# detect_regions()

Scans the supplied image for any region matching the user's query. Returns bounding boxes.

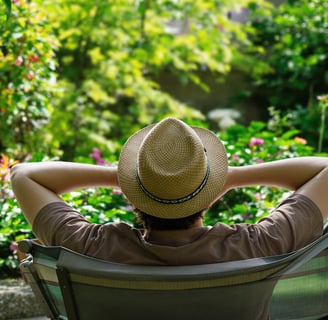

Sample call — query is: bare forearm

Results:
[218,156,328,221]
[11,161,119,194]
[10,161,120,225]
[226,157,328,191]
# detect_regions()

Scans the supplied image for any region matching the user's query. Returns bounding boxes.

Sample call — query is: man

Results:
[10,117,327,265]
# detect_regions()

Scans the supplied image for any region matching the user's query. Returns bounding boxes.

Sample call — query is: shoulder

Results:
[275,193,322,214]
[33,201,84,228]
[255,193,323,252]
[32,201,89,245]
[32,201,138,251]
[207,193,323,257]
[267,193,323,231]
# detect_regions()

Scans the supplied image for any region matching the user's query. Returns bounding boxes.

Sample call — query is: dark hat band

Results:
[135,152,210,205]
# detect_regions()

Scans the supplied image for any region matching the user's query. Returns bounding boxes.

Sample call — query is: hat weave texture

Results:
[118,117,228,219]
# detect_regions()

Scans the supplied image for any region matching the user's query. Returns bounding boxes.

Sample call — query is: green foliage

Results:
[317,94,328,153]
[238,0,328,152]
[1,0,273,161]
[0,0,58,158]
[39,0,268,160]
[0,155,30,278]
[246,0,328,110]
[0,0,11,28]
[288,94,328,153]
[205,107,316,225]
[2,0,327,159]
[61,188,136,226]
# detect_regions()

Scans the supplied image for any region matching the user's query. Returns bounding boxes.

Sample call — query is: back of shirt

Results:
[32,194,323,265]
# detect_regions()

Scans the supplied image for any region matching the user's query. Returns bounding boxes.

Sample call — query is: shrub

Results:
[244,0,328,151]
[0,0,58,158]
[205,107,317,225]
[0,155,26,278]
[35,0,270,160]
[247,0,328,109]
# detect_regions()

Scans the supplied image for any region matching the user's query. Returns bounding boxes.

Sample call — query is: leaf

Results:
[3,0,11,22]
[136,0,148,16]
[281,129,300,140]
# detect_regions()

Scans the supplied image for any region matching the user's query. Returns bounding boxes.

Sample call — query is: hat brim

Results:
[118,123,228,219]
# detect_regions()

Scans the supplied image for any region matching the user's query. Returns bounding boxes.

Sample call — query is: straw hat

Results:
[118,117,228,219]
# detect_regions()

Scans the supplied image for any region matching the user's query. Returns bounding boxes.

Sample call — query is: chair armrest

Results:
[18,239,35,254]
[324,220,328,234]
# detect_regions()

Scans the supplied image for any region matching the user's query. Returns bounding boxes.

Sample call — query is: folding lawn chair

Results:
[18,228,328,320]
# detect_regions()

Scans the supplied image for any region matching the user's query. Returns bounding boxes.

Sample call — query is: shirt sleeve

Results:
[32,201,105,254]
[254,193,324,256]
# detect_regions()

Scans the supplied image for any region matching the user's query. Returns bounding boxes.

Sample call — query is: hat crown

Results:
[137,118,208,200]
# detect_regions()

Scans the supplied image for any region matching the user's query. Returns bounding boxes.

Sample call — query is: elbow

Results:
[10,163,20,182]
[10,163,28,187]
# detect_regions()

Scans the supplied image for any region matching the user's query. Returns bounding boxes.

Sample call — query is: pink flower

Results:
[111,189,123,195]
[92,147,102,154]
[96,158,109,165]
[249,137,264,147]
[10,242,17,252]
[254,192,262,200]
[15,56,23,66]
[27,71,34,80]
[89,148,109,165]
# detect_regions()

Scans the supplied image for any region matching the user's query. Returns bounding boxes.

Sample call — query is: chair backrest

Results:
[19,232,328,320]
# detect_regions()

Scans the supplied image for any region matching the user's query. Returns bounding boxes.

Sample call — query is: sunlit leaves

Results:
[0,0,58,157]
[41,0,265,159]
[0,0,11,30]
[247,0,328,109]
[205,109,315,226]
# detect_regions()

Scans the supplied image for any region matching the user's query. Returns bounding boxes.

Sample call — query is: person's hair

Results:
[134,209,206,231]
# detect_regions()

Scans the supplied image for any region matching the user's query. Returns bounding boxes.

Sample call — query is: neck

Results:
[191,216,204,228]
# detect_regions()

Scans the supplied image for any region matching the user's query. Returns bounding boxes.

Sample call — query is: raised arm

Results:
[217,156,328,221]
[10,161,119,225]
